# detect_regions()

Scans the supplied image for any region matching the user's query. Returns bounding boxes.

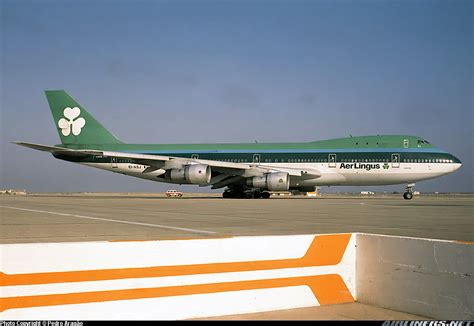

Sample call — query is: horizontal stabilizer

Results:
[12,142,91,157]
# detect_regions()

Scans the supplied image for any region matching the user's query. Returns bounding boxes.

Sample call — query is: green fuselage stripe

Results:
[55,151,460,164]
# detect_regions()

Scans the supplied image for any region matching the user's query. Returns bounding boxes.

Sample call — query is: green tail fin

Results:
[45,90,122,145]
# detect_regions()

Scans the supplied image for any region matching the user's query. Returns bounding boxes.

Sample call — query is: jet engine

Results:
[168,164,211,185]
[247,172,290,191]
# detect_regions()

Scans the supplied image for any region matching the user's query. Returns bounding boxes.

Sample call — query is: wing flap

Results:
[262,166,322,178]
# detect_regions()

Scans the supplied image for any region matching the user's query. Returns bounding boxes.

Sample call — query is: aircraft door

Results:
[329,154,337,168]
[403,139,409,148]
[111,157,118,168]
[253,154,261,165]
[391,154,400,168]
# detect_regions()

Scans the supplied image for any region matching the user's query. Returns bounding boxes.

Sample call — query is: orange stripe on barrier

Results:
[455,240,474,245]
[0,274,353,313]
[0,234,351,286]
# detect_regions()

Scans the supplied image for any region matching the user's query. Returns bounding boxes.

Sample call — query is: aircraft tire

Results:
[403,192,413,200]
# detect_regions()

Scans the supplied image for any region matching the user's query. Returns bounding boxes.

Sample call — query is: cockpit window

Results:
[417,139,430,144]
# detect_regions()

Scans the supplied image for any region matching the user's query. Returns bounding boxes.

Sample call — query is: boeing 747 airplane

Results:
[15,91,462,199]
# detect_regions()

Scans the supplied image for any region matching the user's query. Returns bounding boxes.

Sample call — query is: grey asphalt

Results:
[196,302,431,320]
[1,193,472,243]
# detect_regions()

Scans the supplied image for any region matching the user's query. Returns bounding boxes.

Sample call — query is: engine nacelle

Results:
[169,164,211,185]
[247,172,289,191]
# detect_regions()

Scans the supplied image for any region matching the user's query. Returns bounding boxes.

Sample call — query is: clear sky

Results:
[1,0,472,193]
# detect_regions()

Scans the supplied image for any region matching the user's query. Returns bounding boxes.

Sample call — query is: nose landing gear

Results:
[403,183,415,200]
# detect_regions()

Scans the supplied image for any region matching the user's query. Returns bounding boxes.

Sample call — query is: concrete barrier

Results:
[0,234,355,320]
[1,233,471,320]
[356,234,473,320]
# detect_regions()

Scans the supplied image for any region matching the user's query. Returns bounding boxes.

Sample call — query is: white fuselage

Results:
[80,161,462,187]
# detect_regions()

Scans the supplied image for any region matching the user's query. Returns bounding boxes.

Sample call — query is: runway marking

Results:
[0,206,217,235]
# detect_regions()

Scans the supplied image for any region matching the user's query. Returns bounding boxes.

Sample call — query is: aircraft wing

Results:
[14,142,321,188]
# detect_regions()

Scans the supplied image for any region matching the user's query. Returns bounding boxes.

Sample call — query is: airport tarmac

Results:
[0,193,472,243]
[196,302,430,320]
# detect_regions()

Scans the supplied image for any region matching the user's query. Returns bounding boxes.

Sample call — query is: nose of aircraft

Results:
[450,154,462,172]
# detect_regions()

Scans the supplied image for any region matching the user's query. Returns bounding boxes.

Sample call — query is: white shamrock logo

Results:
[58,107,86,136]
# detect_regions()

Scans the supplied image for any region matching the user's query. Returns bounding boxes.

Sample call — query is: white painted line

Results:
[0,206,217,235]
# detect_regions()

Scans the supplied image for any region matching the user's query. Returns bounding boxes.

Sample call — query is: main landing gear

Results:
[403,183,415,200]
[222,187,271,199]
